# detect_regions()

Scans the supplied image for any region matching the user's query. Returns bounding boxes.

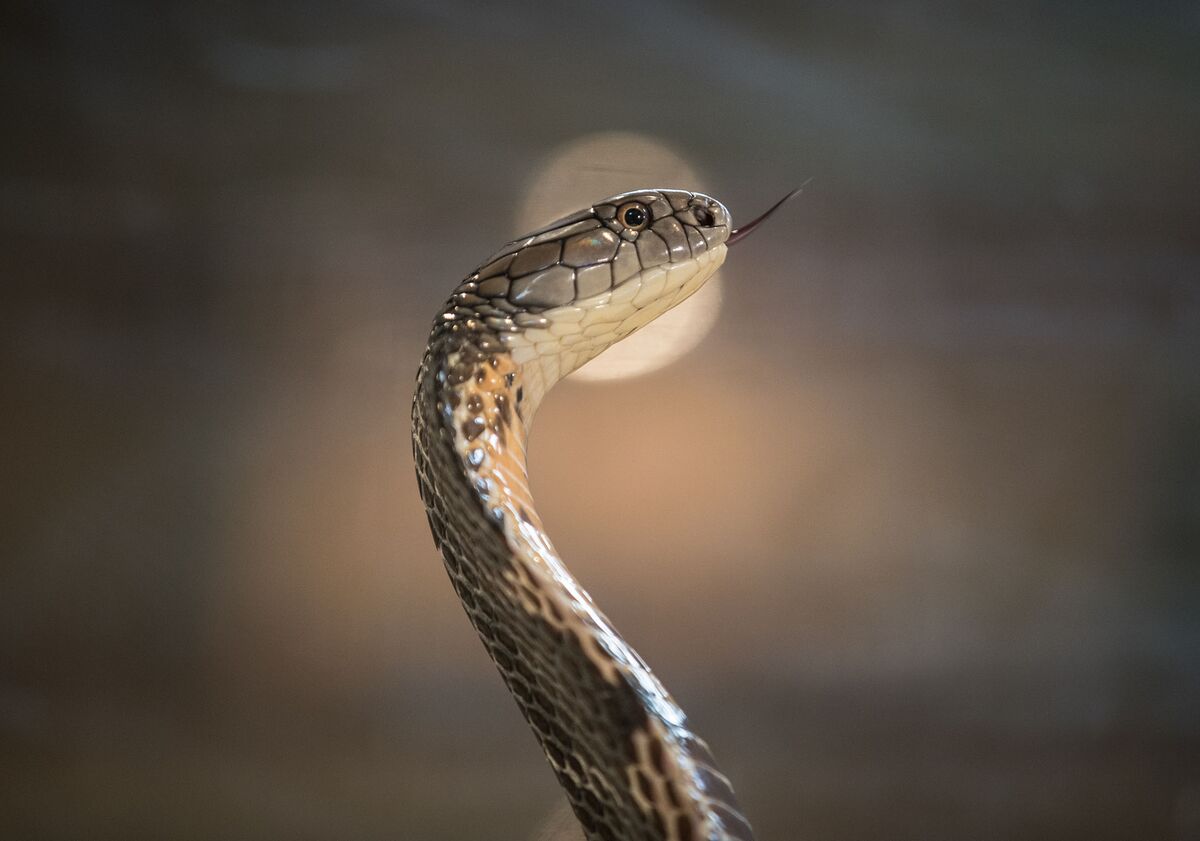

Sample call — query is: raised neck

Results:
[412,311,754,841]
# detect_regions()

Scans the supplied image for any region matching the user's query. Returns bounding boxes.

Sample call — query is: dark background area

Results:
[3,2,1199,839]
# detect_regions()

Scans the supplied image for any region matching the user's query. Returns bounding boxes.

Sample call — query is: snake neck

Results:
[412,315,754,841]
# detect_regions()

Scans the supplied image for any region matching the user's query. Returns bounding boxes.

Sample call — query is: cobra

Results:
[412,187,796,841]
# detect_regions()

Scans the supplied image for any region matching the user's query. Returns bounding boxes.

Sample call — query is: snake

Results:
[412,187,795,841]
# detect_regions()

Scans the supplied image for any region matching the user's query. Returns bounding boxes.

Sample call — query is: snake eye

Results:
[618,202,649,231]
[693,206,715,227]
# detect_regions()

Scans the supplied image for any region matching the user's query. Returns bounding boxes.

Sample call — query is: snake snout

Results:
[684,193,730,233]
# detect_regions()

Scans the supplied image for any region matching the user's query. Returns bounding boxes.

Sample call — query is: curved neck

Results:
[413,317,754,841]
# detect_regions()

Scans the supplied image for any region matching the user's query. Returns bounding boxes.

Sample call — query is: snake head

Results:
[469,188,731,310]
[455,189,731,391]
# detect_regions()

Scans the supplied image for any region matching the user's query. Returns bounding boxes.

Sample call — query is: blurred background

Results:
[3,2,1199,839]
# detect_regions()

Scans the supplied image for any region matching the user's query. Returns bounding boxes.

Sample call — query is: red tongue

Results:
[726,186,804,247]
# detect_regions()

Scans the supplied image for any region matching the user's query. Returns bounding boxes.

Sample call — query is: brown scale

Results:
[413,192,757,841]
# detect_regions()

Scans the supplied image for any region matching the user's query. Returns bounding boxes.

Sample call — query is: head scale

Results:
[472,188,731,308]
[453,189,732,394]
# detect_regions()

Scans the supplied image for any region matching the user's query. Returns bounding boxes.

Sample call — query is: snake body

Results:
[412,189,758,841]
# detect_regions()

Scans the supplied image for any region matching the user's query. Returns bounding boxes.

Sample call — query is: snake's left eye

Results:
[618,202,649,231]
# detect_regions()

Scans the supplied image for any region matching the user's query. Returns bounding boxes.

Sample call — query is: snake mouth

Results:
[726,186,804,247]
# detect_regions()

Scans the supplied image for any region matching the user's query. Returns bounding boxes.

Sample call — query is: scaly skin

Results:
[412,189,754,841]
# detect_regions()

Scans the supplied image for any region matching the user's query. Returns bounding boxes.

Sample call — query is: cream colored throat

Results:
[496,245,727,412]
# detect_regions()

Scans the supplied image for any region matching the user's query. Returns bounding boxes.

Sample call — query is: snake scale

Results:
[412,187,793,841]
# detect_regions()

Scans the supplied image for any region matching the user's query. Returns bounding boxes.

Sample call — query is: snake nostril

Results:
[693,206,715,227]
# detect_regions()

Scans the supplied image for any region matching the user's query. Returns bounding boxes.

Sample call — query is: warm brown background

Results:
[3,2,1199,840]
